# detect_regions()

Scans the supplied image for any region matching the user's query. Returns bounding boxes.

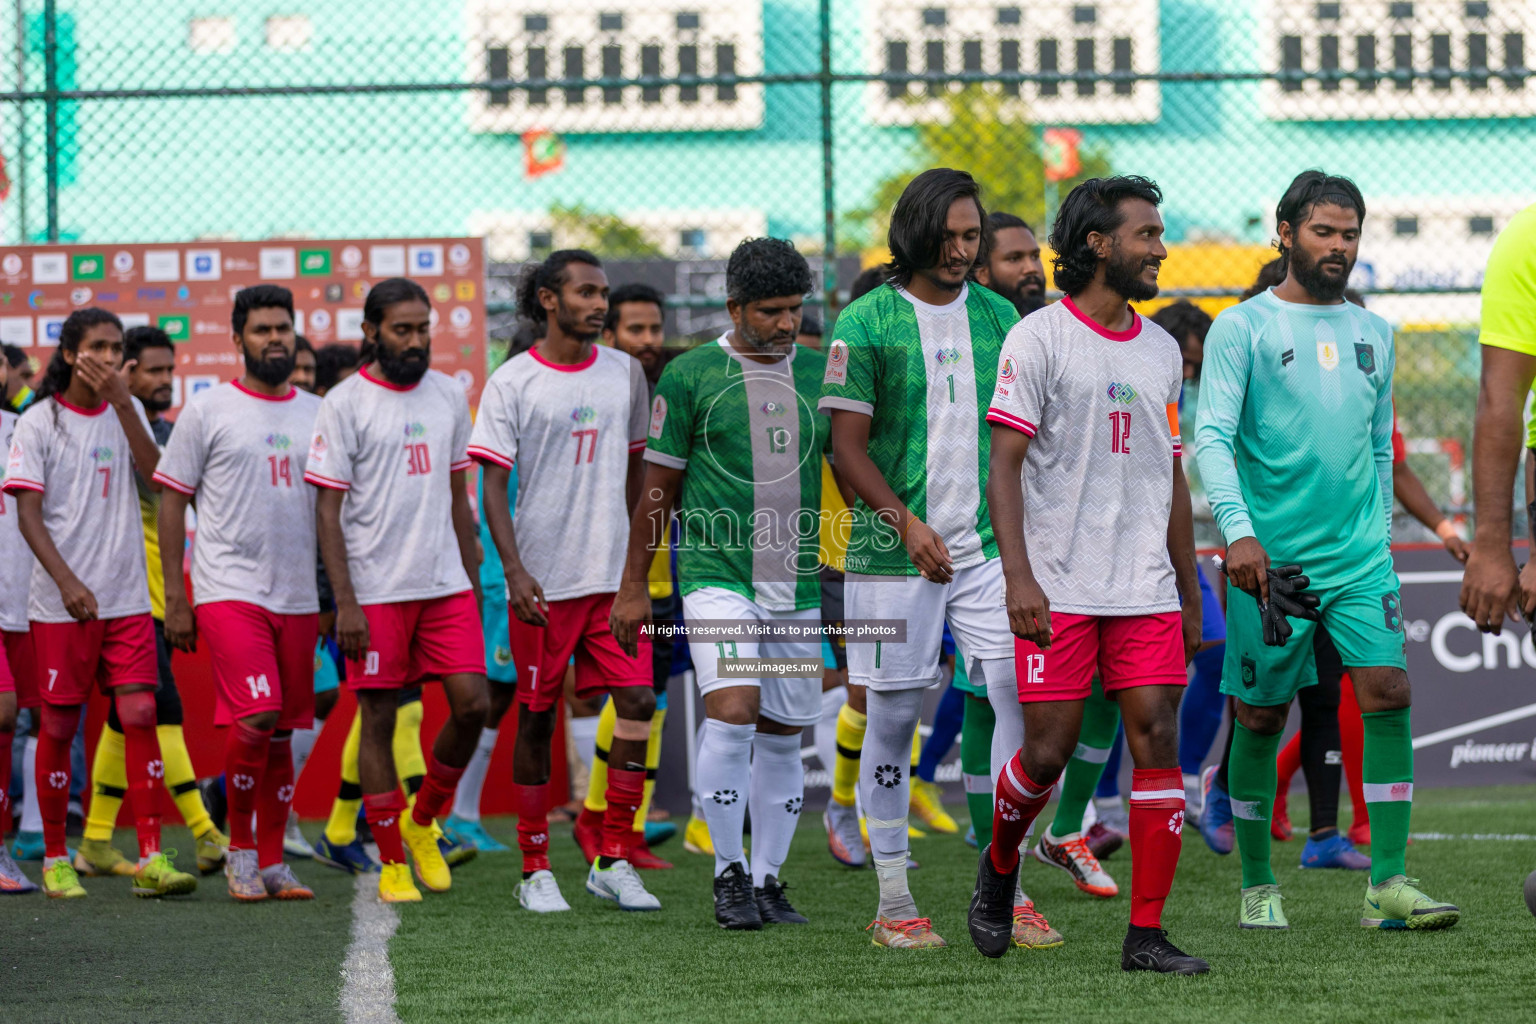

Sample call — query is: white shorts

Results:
[682,587,823,728]
[845,558,1013,692]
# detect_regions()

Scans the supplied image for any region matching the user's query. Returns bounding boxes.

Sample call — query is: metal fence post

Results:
[818,0,836,315]
[42,0,57,242]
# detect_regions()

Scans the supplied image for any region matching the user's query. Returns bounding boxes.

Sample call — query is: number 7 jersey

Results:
[986,297,1183,616]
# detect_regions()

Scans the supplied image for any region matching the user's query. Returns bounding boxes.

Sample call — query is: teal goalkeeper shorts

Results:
[483,592,517,685]
[1220,556,1406,707]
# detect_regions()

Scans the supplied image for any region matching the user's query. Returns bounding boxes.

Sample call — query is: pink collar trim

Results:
[529,344,599,373]
[56,395,108,416]
[233,379,297,402]
[1062,295,1141,342]
[360,365,418,392]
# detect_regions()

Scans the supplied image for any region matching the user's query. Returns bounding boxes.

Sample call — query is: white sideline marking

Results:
[1411,701,1536,749]
[340,872,402,1024]
[1409,832,1536,841]
[1397,570,1465,584]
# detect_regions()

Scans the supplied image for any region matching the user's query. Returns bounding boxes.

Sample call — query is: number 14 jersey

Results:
[986,297,1183,616]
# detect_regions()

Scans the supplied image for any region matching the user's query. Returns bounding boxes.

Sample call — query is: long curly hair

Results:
[35,307,123,403]
[1048,176,1163,296]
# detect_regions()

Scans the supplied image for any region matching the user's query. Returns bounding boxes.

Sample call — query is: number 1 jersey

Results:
[986,297,1183,616]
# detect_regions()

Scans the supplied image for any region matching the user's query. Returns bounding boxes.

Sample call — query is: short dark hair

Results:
[1149,300,1212,351]
[887,168,987,288]
[848,267,886,302]
[232,284,295,335]
[315,343,360,393]
[984,211,1033,251]
[294,334,314,357]
[124,325,174,363]
[516,249,602,326]
[3,343,26,369]
[1048,175,1163,296]
[603,282,665,333]
[726,237,813,307]
[1275,170,1366,267]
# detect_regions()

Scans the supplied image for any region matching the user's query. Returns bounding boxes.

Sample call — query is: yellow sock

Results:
[832,704,866,806]
[911,724,922,765]
[85,725,127,843]
[633,706,666,832]
[324,711,362,846]
[158,724,212,837]
[393,698,427,782]
[584,700,615,814]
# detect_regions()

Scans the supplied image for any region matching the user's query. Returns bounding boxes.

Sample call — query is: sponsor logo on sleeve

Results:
[308,433,328,466]
[824,338,848,386]
[648,395,668,439]
[998,356,1016,385]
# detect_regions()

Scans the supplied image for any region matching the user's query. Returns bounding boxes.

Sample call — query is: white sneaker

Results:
[283,812,313,859]
[1032,828,1118,898]
[586,859,661,911]
[516,869,571,913]
[1183,775,1204,825]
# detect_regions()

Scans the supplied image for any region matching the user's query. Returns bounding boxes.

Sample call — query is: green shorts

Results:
[951,653,986,697]
[1221,560,1406,708]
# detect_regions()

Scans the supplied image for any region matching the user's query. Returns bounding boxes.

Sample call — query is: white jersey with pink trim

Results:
[153,381,322,614]
[4,395,155,623]
[986,297,1183,615]
[0,408,34,631]
[304,367,474,604]
[469,344,648,601]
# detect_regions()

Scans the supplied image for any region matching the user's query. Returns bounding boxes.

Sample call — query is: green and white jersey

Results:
[818,282,1018,576]
[1194,288,1395,589]
[645,337,830,611]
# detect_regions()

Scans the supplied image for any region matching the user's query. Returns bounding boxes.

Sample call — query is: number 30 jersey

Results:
[154,381,322,614]
[305,367,475,604]
[986,297,1183,616]
[468,345,648,601]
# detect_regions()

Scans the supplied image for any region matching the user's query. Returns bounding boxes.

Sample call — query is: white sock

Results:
[981,658,1023,785]
[20,736,42,834]
[814,685,846,776]
[697,718,755,876]
[862,687,925,921]
[749,731,804,888]
[690,719,708,819]
[569,715,599,771]
[451,728,497,821]
[290,724,321,781]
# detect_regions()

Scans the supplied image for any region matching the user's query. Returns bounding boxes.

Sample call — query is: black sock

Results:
[1214,706,1236,791]
[597,856,618,870]
[1299,630,1344,832]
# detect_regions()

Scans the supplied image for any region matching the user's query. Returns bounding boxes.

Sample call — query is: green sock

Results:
[960,694,995,847]
[1361,707,1413,885]
[1049,678,1120,836]
[1228,721,1282,888]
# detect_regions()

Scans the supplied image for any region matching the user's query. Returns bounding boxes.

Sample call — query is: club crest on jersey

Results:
[759,400,789,416]
[403,422,426,438]
[648,395,667,439]
[1317,341,1340,371]
[1106,382,1137,404]
[570,406,597,424]
[264,433,292,450]
[308,434,328,462]
[824,339,848,385]
[89,445,114,462]
[934,347,962,366]
[998,356,1017,385]
[1354,342,1375,375]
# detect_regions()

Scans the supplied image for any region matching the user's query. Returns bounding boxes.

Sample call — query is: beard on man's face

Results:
[1102,244,1160,303]
[377,342,431,386]
[245,347,296,387]
[1289,244,1353,302]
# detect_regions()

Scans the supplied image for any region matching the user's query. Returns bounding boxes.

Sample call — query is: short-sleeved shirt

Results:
[469,345,647,601]
[987,297,1183,615]
[153,381,323,614]
[137,417,172,619]
[0,408,32,631]
[1480,202,1536,360]
[646,336,830,611]
[818,282,1018,576]
[4,395,154,623]
[304,367,474,605]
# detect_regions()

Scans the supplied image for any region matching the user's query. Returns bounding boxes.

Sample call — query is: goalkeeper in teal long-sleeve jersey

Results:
[1194,171,1458,934]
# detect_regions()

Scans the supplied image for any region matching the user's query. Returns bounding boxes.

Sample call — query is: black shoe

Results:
[197,777,227,833]
[755,875,808,924]
[1121,926,1210,975]
[714,862,763,931]
[967,844,1018,958]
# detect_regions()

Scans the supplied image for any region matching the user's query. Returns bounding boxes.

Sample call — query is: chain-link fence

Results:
[1,0,1529,539]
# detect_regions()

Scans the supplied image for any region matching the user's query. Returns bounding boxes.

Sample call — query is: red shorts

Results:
[30,614,158,706]
[346,591,486,690]
[507,592,651,712]
[1,630,38,709]
[197,602,318,729]
[1015,611,1187,702]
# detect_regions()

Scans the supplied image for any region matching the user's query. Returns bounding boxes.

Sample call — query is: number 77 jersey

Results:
[985,297,1184,616]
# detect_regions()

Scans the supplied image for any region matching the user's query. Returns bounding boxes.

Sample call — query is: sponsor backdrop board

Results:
[0,238,488,412]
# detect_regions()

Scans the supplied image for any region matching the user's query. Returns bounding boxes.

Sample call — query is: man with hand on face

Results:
[974,212,1048,316]
[305,277,489,904]
[156,285,323,902]
[1195,171,1458,934]
[473,250,660,914]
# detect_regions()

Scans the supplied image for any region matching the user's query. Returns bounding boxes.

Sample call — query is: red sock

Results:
[990,753,1056,874]
[37,705,79,859]
[1275,731,1301,804]
[257,735,294,869]
[411,753,466,828]
[515,783,550,873]
[600,767,645,861]
[1128,768,1185,929]
[115,690,164,860]
[1338,672,1368,829]
[225,720,271,851]
[363,790,407,865]
[0,729,13,836]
